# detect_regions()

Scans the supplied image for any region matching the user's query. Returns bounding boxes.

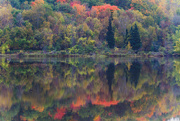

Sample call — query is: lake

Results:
[0,57,180,121]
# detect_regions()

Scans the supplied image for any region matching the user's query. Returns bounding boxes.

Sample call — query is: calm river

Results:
[0,57,180,121]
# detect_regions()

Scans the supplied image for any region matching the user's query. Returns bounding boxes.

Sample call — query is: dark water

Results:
[0,57,180,121]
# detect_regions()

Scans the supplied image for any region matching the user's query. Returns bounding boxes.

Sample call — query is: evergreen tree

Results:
[123,29,129,48]
[106,63,115,100]
[128,24,142,52]
[106,13,115,49]
[129,60,141,88]
[133,24,141,51]
[127,27,133,48]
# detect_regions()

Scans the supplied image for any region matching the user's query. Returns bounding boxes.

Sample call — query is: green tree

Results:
[128,24,142,52]
[9,0,21,9]
[123,29,129,48]
[176,8,180,15]
[174,39,180,53]
[106,13,115,49]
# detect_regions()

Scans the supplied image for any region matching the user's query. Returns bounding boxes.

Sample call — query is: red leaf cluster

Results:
[72,3,86,15]
[92,100,120,107]
[54,107,67,120]
[31,0,44,6]
[31,105,44,112]
[70,96,86,109]
[92,4,120,13]
[31,2,36,6]
[70,1,81,7]
[91,96,120,107]
[57,0,67,3]
[94,115,101,121]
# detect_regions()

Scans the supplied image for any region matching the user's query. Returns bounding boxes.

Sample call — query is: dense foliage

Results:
[0,0,180,54]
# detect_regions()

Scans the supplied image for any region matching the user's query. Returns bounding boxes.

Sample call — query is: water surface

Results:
[0,57,180,121]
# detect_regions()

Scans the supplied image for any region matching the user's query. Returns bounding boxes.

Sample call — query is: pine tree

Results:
[133,24,141,51]
[127,27,133,48]
[128,24,141,52]
[123,29,129,48]
[106,13,115,49]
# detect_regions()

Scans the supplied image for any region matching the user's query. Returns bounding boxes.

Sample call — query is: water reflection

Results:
[129,60,141,88]
[0,57,180,121]
[106,63,115,100]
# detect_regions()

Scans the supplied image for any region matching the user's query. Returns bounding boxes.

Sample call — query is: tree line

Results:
[0,0,180,54]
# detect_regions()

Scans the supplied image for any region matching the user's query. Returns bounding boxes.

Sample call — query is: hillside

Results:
[0,0,180,55]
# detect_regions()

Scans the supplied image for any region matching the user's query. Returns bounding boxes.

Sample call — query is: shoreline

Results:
[0,52,178,58]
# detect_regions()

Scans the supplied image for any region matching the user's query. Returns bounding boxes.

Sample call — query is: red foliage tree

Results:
[31,2,36,6]
[91,4,119,14]
[57,0,67,3]
[31,0,44,6]
[70,1,81,6]
[72,3,86,15]
[90,4,120,17]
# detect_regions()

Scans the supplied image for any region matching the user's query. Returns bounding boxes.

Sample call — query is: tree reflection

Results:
[0,58,179,121]
[106,63,115,100]
[129,60,141,88]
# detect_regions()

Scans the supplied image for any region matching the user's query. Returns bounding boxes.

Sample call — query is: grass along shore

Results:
[0,49,177,58]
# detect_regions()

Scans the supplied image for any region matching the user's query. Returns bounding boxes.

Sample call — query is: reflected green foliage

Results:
[129,60,141,88]
[0,57,179,121]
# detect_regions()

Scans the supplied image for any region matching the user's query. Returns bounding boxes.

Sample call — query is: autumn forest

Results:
[2,0,180,121]
[1,0,180,55]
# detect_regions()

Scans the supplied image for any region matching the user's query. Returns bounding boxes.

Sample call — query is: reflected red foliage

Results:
[31,105,44,112]
[146,106,155,118]
[54,107,66,120]
[92,100,119,107]
[94,115,101,121]
[108,112,112,116]
[70,95,120,109]
[136,117,147,121]
[20,116,27,121]
[70,96,86,109]
[91,96,119,107]
[48,112,52,117]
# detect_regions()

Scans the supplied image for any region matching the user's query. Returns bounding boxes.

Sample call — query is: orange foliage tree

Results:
[70,96,86,109]
[31,105,44,112]
[91,4,120,17]
[149,0,155,4]
[91,96,120,107]
[94,115,101,121]
[31,0,44,6]
[72,3,86,15]
[92,4,119,13]
[57,0,67,3]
